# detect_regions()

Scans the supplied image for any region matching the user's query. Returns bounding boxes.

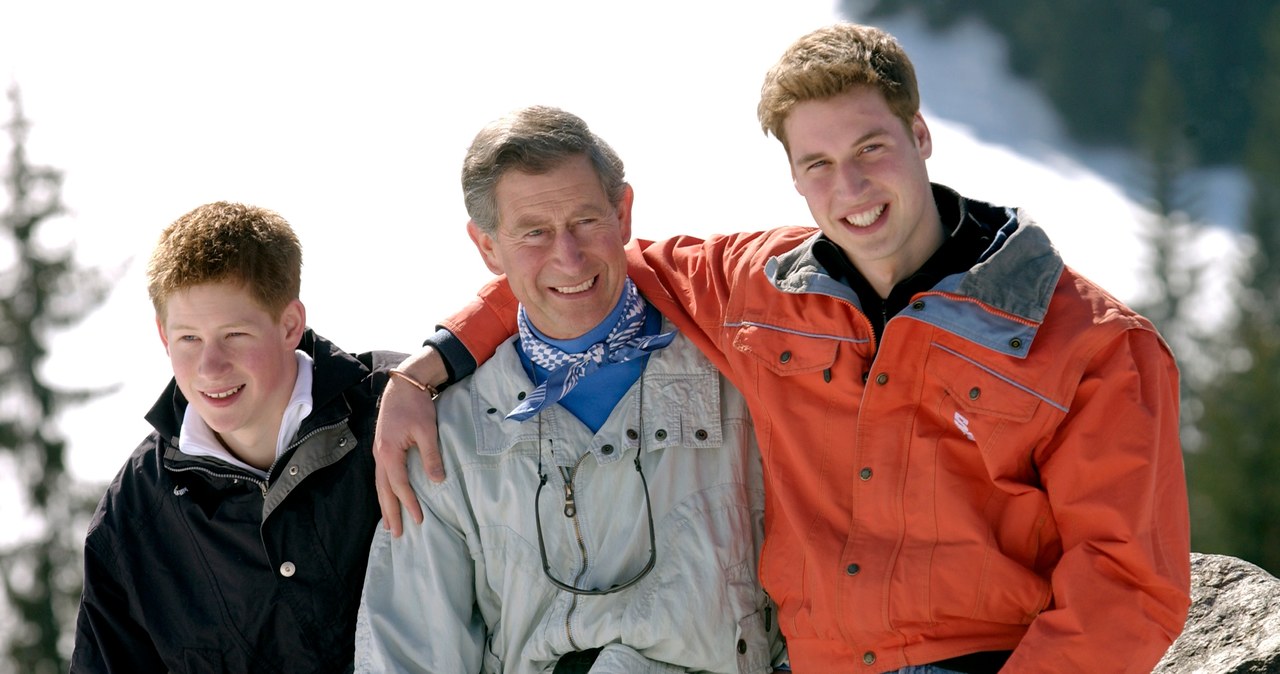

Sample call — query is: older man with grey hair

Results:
[355,106,784,674]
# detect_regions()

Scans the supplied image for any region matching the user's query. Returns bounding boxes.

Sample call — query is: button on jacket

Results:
[71,331,402,673]
[438,186,1192,673]
[356,326,782,673]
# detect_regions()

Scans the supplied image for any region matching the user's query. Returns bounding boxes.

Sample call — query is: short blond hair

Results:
[758,23,920,150]
[147,201,301,319]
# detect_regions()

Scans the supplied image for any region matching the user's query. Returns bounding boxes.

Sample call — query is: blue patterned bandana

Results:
[507,278,675,422]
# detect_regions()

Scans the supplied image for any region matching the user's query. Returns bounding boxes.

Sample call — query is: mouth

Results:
[204,385,244,400]
[843,204,886,228]
[552,276,596,295]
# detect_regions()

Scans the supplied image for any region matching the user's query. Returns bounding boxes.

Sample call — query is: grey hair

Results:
[461,105,627,232]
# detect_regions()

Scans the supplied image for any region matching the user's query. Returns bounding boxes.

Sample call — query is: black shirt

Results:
[812,184,995,347]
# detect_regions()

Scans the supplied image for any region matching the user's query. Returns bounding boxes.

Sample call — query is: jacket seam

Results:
[724,320,870,345]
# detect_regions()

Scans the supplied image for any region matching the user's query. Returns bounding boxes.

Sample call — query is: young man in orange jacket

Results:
[373,23,1191,673]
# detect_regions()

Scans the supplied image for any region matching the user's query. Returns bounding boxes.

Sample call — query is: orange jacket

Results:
[442,192,1191,673]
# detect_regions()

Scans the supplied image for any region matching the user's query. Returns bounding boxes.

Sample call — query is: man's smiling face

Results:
[468,153,633,340]
[158,280,302,458]
[786,85,942,294]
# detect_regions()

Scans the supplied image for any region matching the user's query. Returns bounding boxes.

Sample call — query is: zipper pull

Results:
[559,466,576,517]
[562,480,577,517]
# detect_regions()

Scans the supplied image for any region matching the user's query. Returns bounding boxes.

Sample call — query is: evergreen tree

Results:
[0,86,110,672]
[1189,5,1280,573]
[1128,51,1209,444]
[847,0,1279,168]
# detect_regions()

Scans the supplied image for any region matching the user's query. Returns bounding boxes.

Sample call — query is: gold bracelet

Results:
[389,368,439,398]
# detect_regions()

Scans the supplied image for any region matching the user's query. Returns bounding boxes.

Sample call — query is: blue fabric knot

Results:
[507,278,675,422]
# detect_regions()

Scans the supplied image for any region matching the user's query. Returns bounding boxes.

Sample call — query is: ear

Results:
[912,111,932,160]
[279,299,307,345]
[156,315,170,354]
[615,184,634,244]
[467,220,505,276]
[788,156,804,197]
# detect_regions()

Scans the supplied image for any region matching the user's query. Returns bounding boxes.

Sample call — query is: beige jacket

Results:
[356,325,782,673]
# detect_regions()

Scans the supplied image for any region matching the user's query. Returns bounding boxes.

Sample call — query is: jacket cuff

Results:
[422,328,474,387]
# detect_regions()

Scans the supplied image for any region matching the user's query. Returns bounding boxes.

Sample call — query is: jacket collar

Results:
[767,184,1064,327]
[145,329,366,449]
[462,324,723,463]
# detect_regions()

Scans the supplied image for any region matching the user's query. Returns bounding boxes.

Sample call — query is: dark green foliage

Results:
[1,86,112,672]
[849,0,1276,167]
[1189,5,1280,574]
[1191,314,1280,573]
[1128,50,1211,439]
[1241,9,1280,302]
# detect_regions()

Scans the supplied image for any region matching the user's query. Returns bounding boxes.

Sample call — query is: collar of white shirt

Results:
[176,349,315,480]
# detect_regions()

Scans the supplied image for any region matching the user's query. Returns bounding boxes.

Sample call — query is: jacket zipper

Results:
[169,464,269,498]
[928,290,1044,328]
[284,420,345,457]
[167,420,347,499]
[559,454,590,651]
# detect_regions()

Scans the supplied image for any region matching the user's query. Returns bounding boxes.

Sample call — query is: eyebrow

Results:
[792,128,892,167]
[507,203,612,231]
[166,320,255,332]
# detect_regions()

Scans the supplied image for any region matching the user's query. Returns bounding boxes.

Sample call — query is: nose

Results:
[836,161,869,198]
[198,340,231,377]
[551,227,588,269]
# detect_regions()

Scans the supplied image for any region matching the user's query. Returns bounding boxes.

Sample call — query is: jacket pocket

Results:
[731,322,839,376]
[930,342,1044,424]
[926,340,1058,486]
[735,603,780,674]
[919,536,1053,626]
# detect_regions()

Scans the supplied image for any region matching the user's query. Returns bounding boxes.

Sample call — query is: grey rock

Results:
[1154,553,1280,673]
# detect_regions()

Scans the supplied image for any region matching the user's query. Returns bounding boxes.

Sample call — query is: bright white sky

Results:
[0,0,1239,489]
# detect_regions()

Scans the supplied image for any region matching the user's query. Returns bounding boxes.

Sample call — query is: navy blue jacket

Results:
[71,331,402,673]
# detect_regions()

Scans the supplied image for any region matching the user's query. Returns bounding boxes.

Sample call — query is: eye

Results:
[858,143,883,155]
[178,335,200,343]
[805,159,829,172]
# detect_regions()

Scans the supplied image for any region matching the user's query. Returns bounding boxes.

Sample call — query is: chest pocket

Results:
[930,343,1045,422]
[731,322,840,377]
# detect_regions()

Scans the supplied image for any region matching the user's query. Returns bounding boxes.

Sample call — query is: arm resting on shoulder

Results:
[383,228,810,530]
[373,336,450,535]
[357,451,485,673]
[428,228,815,386]
[625,228,814,371]
[373,280,519,532]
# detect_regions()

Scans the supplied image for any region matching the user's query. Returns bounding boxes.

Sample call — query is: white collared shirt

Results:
[177,350,315,479]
